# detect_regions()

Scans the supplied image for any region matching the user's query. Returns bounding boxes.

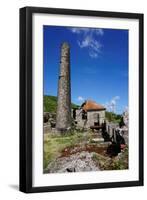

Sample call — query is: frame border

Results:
[19,6,144,193]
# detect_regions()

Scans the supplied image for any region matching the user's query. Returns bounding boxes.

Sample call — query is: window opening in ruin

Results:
[82,110,87,120]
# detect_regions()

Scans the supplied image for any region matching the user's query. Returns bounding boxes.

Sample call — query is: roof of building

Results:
[82,100,106,111]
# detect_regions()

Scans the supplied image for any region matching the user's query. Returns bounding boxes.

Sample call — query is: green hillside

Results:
[44,95,79,113]
[105,111,122,123]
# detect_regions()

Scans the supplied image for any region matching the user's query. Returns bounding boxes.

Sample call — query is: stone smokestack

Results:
[56,42,71,132]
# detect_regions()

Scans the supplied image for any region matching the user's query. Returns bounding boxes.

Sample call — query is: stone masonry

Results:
[56,42,71,132]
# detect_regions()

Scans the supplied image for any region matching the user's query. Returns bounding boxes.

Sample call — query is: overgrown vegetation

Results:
[43,131,93,170]
[44,95,79,113]
[92,146,128,170]
[105,111,122,123]
[44,130,128,172]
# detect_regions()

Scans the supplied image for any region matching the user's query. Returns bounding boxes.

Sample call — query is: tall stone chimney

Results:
[56,42,71,132]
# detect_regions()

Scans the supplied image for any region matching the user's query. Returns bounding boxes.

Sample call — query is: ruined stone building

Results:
[123,109,129,128]
[72,100,106,129]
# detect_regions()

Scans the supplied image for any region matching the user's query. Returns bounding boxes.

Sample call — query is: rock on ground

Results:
[45,151,100,173]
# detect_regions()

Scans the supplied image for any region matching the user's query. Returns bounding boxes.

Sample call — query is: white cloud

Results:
[68,27,103,58]
[77,96,85,102]
[105,96,120,113]
[95,29,104,36]
[124,106,128,112]
[89,51,98,58]
[78,36,91,48]
[113,96,120,100]
[70,27,89,34]
[70,27,103,36]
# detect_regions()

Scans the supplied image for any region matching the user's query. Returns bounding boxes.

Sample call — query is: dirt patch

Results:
[60,144,109,158]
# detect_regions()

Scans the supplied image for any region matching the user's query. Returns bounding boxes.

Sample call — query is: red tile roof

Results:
[82,100,106,111]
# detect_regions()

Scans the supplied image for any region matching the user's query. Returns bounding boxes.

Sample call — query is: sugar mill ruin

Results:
[44,42,128,136]
[43,42,128,173]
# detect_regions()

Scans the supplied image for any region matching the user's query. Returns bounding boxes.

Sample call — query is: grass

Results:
[43,131,93,170]
[43,130,128,171]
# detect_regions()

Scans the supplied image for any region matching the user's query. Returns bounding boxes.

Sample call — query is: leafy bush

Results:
[105,111,121,123]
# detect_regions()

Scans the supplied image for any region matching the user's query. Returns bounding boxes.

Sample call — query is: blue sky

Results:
[43,26,128,114]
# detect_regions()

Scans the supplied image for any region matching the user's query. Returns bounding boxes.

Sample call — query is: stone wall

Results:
[106,123,128,145]
[87,110,105,127]
[74,109,105,129]
[74,109,87,129]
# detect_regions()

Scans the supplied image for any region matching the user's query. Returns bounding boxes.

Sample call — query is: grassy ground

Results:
[43,131,128,171]
[43,131,93,169]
